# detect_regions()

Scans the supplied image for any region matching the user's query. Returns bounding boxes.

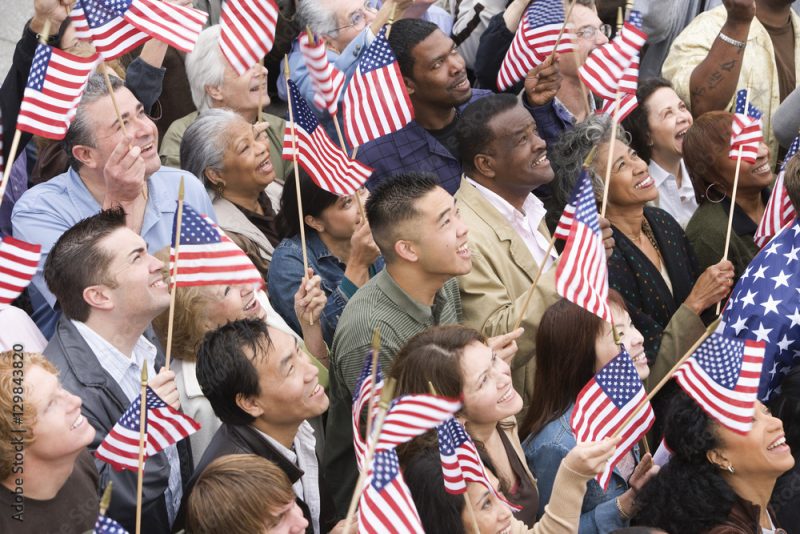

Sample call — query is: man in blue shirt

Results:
[12,74,215,337]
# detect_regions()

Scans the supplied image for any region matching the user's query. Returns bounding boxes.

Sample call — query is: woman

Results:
[623,78,697,228]
[550,114,733,362]
[768,366,800,532]
[683,111,773,282]
[269,170,383,345]
[390,325,618,531]
[633,392,793,533]
[181,108,282,276]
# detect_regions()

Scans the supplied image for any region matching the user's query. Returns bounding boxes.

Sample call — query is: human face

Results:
[314,192,363,240]
[562,5,609,77]
[217,117,275,197]
[265,500,308,534]
[81,87,160,176]
[713,402,794,481]
[715,142,773,197]
[594,303,648,380]
[202,284,266,331]
[484,106,553,190]
[214,61,269,117]
[250,328,329,426]
[404,187,471,277]
[460,341,523,425]
[463,472,513,534]
[645,87,693,161]
[407,30,472,109]
[598,141,657,208]
[323,0,377,53]
[25,365,95,464]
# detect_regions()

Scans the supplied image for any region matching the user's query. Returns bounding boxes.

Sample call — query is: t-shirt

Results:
[429,116,461,160]
[762,17,796,102]
[0,451,99,534]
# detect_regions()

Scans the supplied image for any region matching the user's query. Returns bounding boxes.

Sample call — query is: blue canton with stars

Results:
[734,88,763,119]
[627,10,644,29]
[371,449,401,491]
[117,388,170,433]
[288,79,321,134]
[722,218,800,399]
[594,347,642,409]
[79,0,130,27]
[173,204,221,247]
[27,45,52,91]
[94,514,129,533]
[782,135,799,171]
[358,29,398,75]
[568,168,601,234]
[437,420,457,457]
[527,0,566,28]
[692,333,745,390]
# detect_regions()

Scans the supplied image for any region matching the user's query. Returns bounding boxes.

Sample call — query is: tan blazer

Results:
[455,177,560,411]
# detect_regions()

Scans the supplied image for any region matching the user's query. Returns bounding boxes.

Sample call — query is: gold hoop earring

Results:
[704,182,726,204]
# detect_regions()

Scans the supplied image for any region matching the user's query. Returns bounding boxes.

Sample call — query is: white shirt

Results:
[649,159,698,229]
[467,177,557,271]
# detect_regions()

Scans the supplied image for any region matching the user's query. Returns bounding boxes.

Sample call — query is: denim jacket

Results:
[522,404,638,534]
[268,230,384,345]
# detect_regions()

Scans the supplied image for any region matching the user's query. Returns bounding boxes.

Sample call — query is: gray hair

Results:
[64,73,125,171]
[297,0,338,36]
[185,26,227,111]
[179,108,241,190]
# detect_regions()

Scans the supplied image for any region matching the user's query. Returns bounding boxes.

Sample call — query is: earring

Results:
[704,182,726,204]
[214,181,225,198]
[726,465,735,474]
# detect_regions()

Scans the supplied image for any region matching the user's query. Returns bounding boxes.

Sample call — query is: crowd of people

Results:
[1,0,800,532]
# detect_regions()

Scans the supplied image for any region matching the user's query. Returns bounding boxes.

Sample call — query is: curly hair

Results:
[633,392,737,531]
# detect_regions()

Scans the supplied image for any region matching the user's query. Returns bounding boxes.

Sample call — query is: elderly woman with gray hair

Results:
[181,109,282,277]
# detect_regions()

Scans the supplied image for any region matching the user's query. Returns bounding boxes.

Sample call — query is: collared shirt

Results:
[649,159,697,229]
[72,321,184,524]
[467,177,557,271]
[257,422,321,534]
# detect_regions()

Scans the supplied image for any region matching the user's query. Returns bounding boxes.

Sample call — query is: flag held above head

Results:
[729,89,764,164]
[219,0,279,76]
[0,237,42,308]
[299,32,346,116]
[69,0,150,60]
[106,0,207,53]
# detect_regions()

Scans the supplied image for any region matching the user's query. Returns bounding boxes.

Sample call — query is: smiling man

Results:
[12,74,215,338]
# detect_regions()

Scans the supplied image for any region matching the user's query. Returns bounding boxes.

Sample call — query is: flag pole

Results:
[384,4,398,39]
[135,365,148,534]
[102,68,129,139]
[600,91,622,218]
[616,6,624,34]
[545,0,578,64]
[363,329,381,446]
[164,176,185,371]
[343,378,397,533]
[99,481,113,517]
[257,57,265,123]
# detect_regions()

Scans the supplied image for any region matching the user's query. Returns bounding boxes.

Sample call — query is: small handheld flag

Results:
[219,0,279,76]
[69,0,150,60]
[754,135,799,247]
[0,237,42,307]
[729,89,764,164]
[299,32,345,115]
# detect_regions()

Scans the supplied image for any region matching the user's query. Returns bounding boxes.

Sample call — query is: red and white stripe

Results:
[497,21,575,91]
[729,114,763,164]
[579,22,646,100]
[373,395,462,450]
[358,450,424,534]
[124,0,207,53]
[69,1,150,60]
[219,0,278,75]
[299,33,345,115]
[755,171,796,247]
[0,237,41,307]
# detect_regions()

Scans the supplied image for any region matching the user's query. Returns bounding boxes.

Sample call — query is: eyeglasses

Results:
[329,2,376,34]
[574,24,613,40]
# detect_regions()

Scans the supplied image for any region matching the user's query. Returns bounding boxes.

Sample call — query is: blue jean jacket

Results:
[267,231,384,345]
[522,404,637,534]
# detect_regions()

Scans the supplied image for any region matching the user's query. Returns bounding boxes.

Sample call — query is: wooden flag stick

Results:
[164,177,185,370]
[513,234,557,332]
[257,57,265,123]
[600,91,622,218]
[363,329,381,447]
[102,68,129,139]
[545,0,578,64]
[343,379,397,533]
[384,4,398,39]
[135,365,148,534]
[99,481,113,517]
[616,6,624,34]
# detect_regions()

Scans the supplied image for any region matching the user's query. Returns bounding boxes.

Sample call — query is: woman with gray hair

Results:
[181,109,282,276]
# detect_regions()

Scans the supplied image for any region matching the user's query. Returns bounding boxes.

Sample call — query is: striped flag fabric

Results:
[570,347,655,490]
[555,168,613,323]
[358,448,424,534]
[95,386,200,471]
[219,0,279,76]
[597,55,640,121]
[352,351,384,469]
[110,0,207,53]
[0,237,42,307]
[496,0,576,91]
[69,0,149,60]
[673,333,766,434]
[93,514,129,533]
[754,135,799,247]
[729,88,764,164]
[342,28,414,147]
[373,394,462,451]
[299,32,346,115]
[17,44,100,140]
[169,203,264,287]
[283,79,372,196]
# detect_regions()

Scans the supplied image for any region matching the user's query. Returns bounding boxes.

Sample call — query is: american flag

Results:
[358,448,424,534]
[555,168,613,323]
[94,514,129,533]
[95,386,200,472]
[373,394,462,451]
[219,0,278,76]
[342,28,414,147]
[69,0,149,60]
[353,351,384,469]
[17,44,100,140]
[729,89,764,164]
[107,0,207,53]
[754,135,799,247]
[579,11,647,101]
[169,203,263,287]
[0,237,42,307]
[673,333,765,434]
[283,80,372,196]
[496,0,576,91]
[570,347,655,490]
[299,32,345,115]
[721,220,800,400]
[597,55,640,121]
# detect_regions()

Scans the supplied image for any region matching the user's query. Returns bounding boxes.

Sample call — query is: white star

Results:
[730,316,748,335]
[752,265,769,280]
[771,270,791,289]
[789,308,800,328]
[793,223,800,236]
[769,361,779,378]
[761,295,782,315]
[765,241,782,256]
[740,290,758,307]
[777,334,792,352]
[784,246,800,263]
[752,322,774,342]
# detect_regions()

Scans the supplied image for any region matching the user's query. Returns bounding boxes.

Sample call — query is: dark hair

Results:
[522,290,627,439]
[633,392,737,531]
[769,366,800,457]
[782,151,800,213]
[365,172,440,263]
[622,77,674,163]
[44,207,127,321]
[196,318,274,426]
[611,528,666,534]
[682,111,734,204]
[276,168,339,239]
[387,19,439,79]
[457,93,520,173]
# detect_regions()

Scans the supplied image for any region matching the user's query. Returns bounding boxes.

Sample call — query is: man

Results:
[42,208,190,534]
[357,18,563,194]
[12,74,215,338]
[0,352,98,534]
[662,0,800,161]
[176,318,334,534]
[324,171,521,516]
